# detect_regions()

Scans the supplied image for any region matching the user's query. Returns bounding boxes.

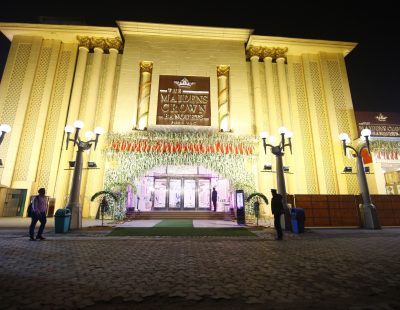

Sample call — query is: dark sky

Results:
[1,2,399,113]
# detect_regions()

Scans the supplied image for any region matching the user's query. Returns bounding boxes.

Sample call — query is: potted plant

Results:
[246,192,269,226]
[90,190,119,226]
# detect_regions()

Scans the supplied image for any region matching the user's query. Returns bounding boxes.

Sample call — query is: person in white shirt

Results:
[29,188,48,241]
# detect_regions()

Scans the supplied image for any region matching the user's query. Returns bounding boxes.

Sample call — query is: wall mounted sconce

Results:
[88,161,97,168]
[69,161,75,168]
[264,164,272,171]
[343,166,353,173]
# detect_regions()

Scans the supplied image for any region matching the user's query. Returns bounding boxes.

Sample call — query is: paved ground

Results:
[0,217,399,309]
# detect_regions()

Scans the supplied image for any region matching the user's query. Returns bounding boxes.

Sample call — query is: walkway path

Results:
[0,217,399,309]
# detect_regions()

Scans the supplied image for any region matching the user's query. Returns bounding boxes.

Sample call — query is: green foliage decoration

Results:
[102,130,261,219]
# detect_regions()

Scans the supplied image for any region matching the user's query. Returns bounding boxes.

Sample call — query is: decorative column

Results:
[276,49,294,194]
[276,50,290,128]
[87,44,120,218]
[217,65,230,132]
[263,50,277,133]
[248,46,263,135]
[54,41,90,211]
[84,41,105,129]
[136,61,153,130]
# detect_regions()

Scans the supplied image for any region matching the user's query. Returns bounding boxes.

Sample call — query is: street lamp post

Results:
[64,120,103,229]
[339,128,380,229]
[260,127,293,231]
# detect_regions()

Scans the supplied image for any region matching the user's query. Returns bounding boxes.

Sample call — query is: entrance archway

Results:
[134,165,231,212]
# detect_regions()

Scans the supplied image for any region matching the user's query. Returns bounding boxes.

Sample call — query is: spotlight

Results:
[88,161,97,168]
[69,161,75,168]
[264,164,272,171]
[343,166,352,173]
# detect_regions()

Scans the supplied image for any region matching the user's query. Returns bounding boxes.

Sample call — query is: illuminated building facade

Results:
[0,21,398,218]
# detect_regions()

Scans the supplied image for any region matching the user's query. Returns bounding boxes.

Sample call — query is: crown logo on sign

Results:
[375,113,388,122]
[174,77,196,88]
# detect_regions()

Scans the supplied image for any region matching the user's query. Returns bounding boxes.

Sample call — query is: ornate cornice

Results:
[217,65,230,77]
[247,45,288,62]
[77,36,123,53]
[140,61,153,73]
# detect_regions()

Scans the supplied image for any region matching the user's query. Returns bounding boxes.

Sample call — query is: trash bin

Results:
[291,208,305,233]
[54,208,71,233]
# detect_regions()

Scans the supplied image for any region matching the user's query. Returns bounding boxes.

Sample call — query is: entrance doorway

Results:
[135,165,231,212]
[153,177,211,211]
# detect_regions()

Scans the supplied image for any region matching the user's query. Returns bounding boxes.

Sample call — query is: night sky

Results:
[1,2,398,113]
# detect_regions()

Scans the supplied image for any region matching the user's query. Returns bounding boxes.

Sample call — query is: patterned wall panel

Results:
[325,59,359,194]
[292,63,318,193]
[309,61,337,193]
[13,47,52,181]
[272,64,282,126]
[37,51,72,189]
[0,44,31,170]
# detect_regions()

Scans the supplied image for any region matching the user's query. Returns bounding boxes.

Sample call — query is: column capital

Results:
[140,61,153,73]
[247,45,263,59]
[217,65,230,77]
[248,45,288,62]
[77,36,123,53]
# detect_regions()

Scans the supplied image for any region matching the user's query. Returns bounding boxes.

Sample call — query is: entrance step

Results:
[125,211,226,220]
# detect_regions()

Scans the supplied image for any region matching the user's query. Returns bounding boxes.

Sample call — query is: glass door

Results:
[183,179,196,209]
[153,179,167,209]
[168,179,182,209]
[198,179,211,210]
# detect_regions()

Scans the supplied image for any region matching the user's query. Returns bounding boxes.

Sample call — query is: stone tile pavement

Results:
[0,217,399,309]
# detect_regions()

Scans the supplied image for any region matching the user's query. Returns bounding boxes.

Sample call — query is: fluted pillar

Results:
[54,45,89,211]
[263,56,278,134]
[84,46,104,128]
[77,44,104,218]
[276,57,291,128]
[86,48,119,218]
[250,52,263,135]
[217,65,230,132]
[276,56,294,195]
[136,61,153,130]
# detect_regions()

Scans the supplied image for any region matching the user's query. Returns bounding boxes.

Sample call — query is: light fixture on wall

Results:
[283,166,289,172]
[0,124,11,145]
[69,161,75,168]
[0,124,11,168]
[88,161,97,168]
[343,166,352,173]
[264,163,272,171]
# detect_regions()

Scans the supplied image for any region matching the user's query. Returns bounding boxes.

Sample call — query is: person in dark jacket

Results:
[29,188,48,241]
[271,189,284,240]
[212,187,218,212]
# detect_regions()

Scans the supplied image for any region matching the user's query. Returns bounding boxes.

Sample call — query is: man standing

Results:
[29,188,48,241]
[271,189,284,240]
[212,187,218,212]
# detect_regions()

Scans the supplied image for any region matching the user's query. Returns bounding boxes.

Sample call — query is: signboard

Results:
[235,190,245,225]
[236,190,245,209]
[355,111,400,138]
[157,75,211,126]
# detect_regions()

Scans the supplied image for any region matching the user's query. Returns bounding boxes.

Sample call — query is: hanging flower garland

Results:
[371,140,400,161]
[103,130,260,193]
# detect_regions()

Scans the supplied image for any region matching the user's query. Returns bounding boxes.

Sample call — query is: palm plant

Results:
[90,190,119,226]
